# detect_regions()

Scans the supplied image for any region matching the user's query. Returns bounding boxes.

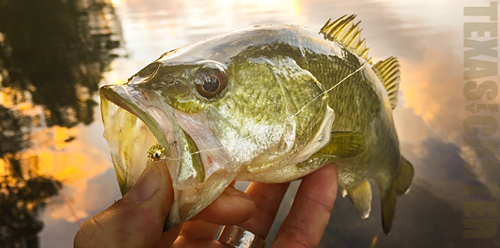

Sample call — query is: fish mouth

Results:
[99,84,238,228]
[100,84,224,227]
[100,85,181,194]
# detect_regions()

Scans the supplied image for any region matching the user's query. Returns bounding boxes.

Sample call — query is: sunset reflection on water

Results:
[0,0,498,247]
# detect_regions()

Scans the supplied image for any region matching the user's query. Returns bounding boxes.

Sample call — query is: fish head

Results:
[99,42,298,228]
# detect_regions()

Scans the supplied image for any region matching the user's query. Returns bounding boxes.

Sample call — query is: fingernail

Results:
[125,164,160,202]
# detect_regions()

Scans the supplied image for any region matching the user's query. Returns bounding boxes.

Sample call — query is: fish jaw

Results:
[100,85,176,193]
[100,84,234,226]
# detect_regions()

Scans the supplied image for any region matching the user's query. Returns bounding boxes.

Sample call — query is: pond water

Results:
[0,0,498,247]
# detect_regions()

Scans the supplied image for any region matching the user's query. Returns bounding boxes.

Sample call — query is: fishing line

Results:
[289,62,366,118]
[167,62,366,158]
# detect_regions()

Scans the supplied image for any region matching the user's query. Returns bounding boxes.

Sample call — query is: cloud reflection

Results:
[396,43,500,197]
[34,128,111,221]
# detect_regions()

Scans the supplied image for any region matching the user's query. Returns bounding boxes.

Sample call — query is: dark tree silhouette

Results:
[0,0,122,127]
[0,165,60,248]
[0,106,30,157]
[0,0,123,247]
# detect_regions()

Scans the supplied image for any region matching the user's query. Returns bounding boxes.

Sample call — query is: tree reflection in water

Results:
[0,153,60,248]
[0,0,123,247]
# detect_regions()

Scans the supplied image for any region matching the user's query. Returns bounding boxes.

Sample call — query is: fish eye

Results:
[195,67,227,99]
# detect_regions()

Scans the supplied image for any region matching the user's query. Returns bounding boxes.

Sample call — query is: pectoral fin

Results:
[318,131,365,159]
[346,180,372,219]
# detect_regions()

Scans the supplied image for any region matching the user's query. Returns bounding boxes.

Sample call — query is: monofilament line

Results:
[168,62,366,158]
[291,62,366,118]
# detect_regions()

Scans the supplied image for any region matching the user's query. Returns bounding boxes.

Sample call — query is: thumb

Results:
[74,161,175,248]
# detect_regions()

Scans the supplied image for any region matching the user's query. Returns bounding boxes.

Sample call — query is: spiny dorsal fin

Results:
[373,57,401,109]
[319,15,371,62]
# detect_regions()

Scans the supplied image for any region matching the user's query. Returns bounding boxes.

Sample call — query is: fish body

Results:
[100,15,414,234]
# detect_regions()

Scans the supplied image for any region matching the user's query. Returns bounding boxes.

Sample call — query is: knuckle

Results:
[74,216,106,247]
[303,192,334,214]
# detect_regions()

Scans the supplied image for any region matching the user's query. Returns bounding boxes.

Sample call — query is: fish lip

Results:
[99,85,172,154]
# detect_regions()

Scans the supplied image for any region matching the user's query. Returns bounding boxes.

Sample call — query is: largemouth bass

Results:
[100,15,414,234]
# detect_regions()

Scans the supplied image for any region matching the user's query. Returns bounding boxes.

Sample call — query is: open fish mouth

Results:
[100,84,230,227]
[100,84,182,195]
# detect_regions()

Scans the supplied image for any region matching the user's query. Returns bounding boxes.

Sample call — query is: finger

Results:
[74,161,175,248]
[172,238,229,248]
[196,185,255,225]
[180,186,255,240]
[179,219,221,240]
[273,164,338,248]
[152,225,182,248]
[238,182,290,239]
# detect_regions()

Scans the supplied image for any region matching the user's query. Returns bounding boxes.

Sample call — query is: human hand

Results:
[235,163,338,248]
[74,162,338,248]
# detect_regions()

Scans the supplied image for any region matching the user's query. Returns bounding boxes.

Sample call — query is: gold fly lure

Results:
[147,143,165,161]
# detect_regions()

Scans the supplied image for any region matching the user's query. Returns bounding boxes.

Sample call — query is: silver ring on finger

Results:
[217,225,266,248]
